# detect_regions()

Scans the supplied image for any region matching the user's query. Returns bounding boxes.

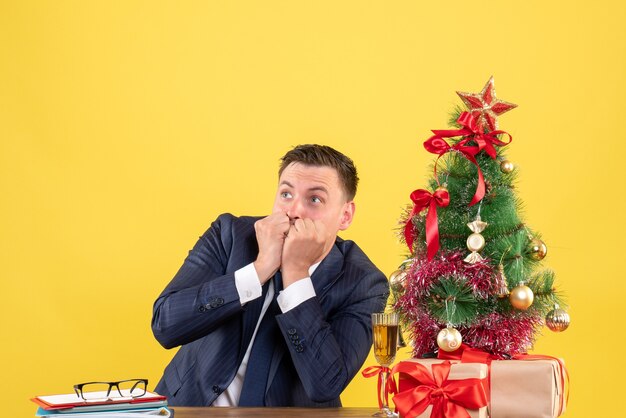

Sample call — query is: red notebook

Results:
[32,391,167,411]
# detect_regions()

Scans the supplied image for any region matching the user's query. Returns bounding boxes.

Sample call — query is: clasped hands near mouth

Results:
[253,211,332,289]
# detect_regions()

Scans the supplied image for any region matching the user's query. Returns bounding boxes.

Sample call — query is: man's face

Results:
[272,162,355,238]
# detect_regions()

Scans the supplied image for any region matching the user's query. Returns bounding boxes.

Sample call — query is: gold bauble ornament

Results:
[510,283,534,310]
[389,269,407,293]
[435,185,449,194]
[545,305,571,332]
[528,238,548,261]
[500,160,515,173]
[437,326,463,352]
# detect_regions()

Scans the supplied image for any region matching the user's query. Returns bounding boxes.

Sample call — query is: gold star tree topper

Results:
[456,76,517,132]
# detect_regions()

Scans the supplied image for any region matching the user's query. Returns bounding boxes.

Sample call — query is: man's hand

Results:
[254,212,290,284]
[281,219,333,287]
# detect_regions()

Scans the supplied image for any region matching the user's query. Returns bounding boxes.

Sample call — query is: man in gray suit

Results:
[152,144,389,407]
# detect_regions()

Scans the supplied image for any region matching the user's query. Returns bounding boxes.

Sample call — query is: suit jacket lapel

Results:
[310,241,343,299]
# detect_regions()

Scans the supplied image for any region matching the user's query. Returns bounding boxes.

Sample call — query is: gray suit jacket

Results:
[152,213,388,406]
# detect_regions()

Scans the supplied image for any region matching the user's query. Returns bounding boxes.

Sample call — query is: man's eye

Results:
[281,192,292,199]
[311,196,322,204]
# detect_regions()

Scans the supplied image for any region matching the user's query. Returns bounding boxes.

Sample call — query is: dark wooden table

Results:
[171,407,379,417]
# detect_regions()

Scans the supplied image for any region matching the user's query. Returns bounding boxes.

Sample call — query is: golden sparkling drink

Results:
[373,324,398,366]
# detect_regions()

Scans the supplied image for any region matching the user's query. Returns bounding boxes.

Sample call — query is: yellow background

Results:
[1,1,624,416]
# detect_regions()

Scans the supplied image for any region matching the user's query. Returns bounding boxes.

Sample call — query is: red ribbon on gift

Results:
[424,112,512,206]
[391,360,488,418]
[362,365,398,410]
[437,343,499,363]
[437,343,498,406]
[404,188,450,260]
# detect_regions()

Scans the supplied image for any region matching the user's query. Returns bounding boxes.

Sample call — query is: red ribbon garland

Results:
[391,360,488,418]
[362,365,397,410]
[424,112,513,206]
[403,188,450,260]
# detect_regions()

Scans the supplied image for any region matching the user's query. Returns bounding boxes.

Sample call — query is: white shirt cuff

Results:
[277,277,316,312]
[234,263,262,305]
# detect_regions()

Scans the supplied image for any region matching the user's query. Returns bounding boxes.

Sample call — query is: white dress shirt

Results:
[212,262,319,406]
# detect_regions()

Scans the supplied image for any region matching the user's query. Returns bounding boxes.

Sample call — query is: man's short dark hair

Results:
[279,144,359,201]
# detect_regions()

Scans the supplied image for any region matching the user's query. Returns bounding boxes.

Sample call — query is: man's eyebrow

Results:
[278,181,328,194]
[308,186,329,194]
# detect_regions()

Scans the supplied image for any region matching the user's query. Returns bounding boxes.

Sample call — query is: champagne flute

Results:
[371,312,399,417]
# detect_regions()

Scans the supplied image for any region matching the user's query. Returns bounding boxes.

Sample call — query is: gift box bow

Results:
[391,360,488,418]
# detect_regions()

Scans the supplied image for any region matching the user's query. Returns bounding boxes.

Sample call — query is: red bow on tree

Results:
[430,112,512,158]
[424,112,512,206]
[392,361,488,418]
[423,136,484,206]
[404,187,450,260]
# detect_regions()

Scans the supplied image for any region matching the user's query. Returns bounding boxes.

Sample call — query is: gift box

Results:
[395,355,567,418]
[490,357,567,418]
[394,359,489,418]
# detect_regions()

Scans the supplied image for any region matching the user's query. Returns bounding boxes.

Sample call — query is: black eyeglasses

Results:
[74,379,148,401]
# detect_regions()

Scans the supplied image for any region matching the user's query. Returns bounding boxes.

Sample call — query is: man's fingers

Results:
[257,212,290,233]
[288,219,323,240]
[304,218,316,231]
[289,218,302,233]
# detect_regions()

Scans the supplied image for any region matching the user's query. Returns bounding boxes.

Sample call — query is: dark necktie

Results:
[238,272,282,406]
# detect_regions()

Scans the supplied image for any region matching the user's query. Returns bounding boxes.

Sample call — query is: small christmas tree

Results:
[392,77,570,358]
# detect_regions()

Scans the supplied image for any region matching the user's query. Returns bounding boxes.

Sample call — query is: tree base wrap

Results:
[394,359,488,418]
[490,358,567,418]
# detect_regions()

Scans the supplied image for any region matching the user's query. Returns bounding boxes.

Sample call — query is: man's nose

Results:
[286,199,304,220]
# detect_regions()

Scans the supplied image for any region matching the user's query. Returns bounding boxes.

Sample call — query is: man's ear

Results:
[338,201,355,231]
